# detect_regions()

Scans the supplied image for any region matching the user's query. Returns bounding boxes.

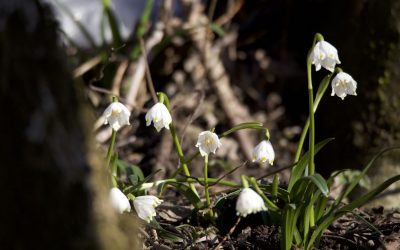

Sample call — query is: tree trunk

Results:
[0,1,139,249]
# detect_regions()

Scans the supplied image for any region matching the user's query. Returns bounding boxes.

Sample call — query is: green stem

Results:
[272,174,279,199]
[310,205,315,227]
[250,177,279,211]
[294,33,324,168]
[170,123,199,197]
[307,61,315,176]
[138,178,240,191]
[157,92,199,197]
[204,156,214,220]
[294,73,332,162]
[106,127,117,168]
[241,175,249,188]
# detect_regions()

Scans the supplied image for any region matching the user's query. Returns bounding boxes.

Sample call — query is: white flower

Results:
[133,195,163,223]
[310,41,341,72]
[196,131,222,157]
[109,187,131,214]
[331,72,357,100]
[103,102,131,131]
[252,140,275,165]
[145,103,172,132]
[236,188,267,217]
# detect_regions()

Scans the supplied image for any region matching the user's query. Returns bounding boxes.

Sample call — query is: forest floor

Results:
[143,203,400,249]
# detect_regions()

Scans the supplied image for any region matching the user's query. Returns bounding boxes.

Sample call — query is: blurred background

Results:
[46,0,400,208]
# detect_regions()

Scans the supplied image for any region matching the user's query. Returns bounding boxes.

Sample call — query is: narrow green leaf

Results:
[168,183,203,209]
[305,213,335,250]
[308,174,329,197]
[347,210,383,235]
[290,174,329,202]
[272,174,279,199]
[210,23,226,37]
[214,189,241,209]
[307,174,400,250]
[219,122,264,138]
[288,138,334,191]
[335,147,400,206]
[338,174,400,213]
[149,220,184,243]
[314,194,328,221]
[282,205,295,250]
[314,74,332,111]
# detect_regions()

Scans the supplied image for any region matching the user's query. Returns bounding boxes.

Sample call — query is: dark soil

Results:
[143,204,400,250]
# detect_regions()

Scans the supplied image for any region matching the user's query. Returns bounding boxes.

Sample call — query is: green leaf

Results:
[305,213,334,250]
[314,74,332,110]
[168,183,203,209]
[219,122,264,138]
[101,0,122,48]
[282,205,295,250]
[210,23,226,37]
[347,210,383,235]
[314,193,328,221]
[307,174,400,250]
[117,160,145,182]
[149,220,184,243]
[128,175,139,186]
[338,174,400,213]
[214,189,241,209]
[335,147,400,206]
[288,138,334,192]
[290,174,329,202]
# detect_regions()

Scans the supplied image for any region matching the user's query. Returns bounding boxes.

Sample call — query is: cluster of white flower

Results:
[109,187,163,223]
[103,100,278,219]
[310,40,357,100]
[103,39,357,220]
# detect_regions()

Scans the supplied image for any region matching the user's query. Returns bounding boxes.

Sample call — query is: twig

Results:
[73,55,103,78]
[214,0,244,26]
[179,89,205,147]
[182,161,246,187]
[125,23,164,109]
[256,162,297,180]
[322,234,366,249]
[111,59,129,96]
[140,38,158,103]
[214,217,241,250]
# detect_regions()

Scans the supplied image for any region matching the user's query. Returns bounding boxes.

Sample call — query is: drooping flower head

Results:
[331,72,357,100]
[133,195,163,223]
[109,187,131,214]
[145,102,172,132]
[236,187,267,217]
[252,140,275,165]
[103,102,131,131]
[310,41,341,72]
[196,131,222,157]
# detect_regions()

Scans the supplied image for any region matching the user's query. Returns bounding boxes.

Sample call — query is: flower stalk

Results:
[157,92,199,197]
[105,96,118,168]
[249,177,279,211]
[203,155,214,221]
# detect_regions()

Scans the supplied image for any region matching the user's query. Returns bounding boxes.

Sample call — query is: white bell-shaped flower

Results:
[133,195,163,223]
[252,140,275,165]
[109,187,131,214]
[331,72,357,100]
[196,131,222,157]
[145,103,172,132]
[236,188,267,217]
[310,41,341,72]
[103,102,131,131]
